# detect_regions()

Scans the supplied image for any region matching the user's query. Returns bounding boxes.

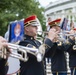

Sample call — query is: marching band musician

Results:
[45,18,68,75]
[18,15,59,75]
[65,29,76,75]
[45,18,76,75]
[0,36,10,75]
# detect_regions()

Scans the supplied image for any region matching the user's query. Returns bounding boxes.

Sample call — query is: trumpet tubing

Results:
[0,43,45,62]
[38,30,76,36]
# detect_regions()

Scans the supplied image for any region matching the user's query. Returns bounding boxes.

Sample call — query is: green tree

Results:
[0,0,46,36]
[0,0,45,36]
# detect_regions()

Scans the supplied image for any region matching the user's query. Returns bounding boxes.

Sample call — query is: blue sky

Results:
[38,0,57,7]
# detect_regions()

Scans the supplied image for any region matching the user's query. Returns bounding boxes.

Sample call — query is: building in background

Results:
[44,0,76,74]
[45,0,76,30]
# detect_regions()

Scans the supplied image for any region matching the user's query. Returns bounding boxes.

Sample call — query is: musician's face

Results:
[25,25,38,37]
[52,26,61,32]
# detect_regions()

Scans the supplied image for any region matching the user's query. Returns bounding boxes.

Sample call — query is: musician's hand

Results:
[0,36,11,53]
[0,36,7,49]
[47,28,59,41]
[69,30,75,34]
[68,30,75,40]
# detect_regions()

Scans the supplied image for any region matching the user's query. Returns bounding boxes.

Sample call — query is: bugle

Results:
[0,43,45,62]
[38,30,70,44]
[38,30,76,49]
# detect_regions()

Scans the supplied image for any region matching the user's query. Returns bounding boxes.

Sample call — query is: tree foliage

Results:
[0,0,46,36]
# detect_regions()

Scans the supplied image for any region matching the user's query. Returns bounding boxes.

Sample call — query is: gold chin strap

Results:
[57,72,58,75]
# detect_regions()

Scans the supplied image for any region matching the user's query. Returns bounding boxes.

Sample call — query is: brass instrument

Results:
[55,31,76,50]
[38,30,76,50]
[38,30,70,46]
[0,43,45,62]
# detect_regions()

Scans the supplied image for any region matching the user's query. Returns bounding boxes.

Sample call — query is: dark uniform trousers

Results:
[18,35,54,75]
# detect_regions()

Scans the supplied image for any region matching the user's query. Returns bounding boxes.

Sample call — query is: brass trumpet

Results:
[38,30,70,45]
[38,30,76,46]
[38,30,76,50]
[0,43,45,62]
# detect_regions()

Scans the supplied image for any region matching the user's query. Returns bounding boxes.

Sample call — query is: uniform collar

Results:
[24,34,35,40]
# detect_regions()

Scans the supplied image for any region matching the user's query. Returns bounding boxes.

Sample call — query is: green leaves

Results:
[0,0,45,36]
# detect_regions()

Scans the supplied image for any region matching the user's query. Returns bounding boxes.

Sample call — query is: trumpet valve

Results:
[23,51,29,62]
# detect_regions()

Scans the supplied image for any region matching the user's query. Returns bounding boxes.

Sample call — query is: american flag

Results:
[60,18,68,30]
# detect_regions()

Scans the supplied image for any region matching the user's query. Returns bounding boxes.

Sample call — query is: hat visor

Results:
[31,24,39,26]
